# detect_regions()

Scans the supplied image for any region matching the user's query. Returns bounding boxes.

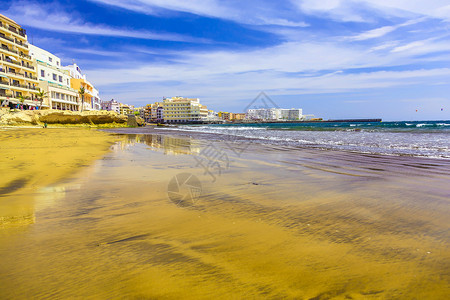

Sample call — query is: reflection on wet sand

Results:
[116,134,201,155]
[0,128,117,229]
[1,131,449,299]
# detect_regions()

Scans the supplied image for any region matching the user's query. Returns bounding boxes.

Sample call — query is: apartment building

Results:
[119,103,133,115]
[152,102,164,123]
[232,113,246,121]
[218,112,233,121]
[246,108,303,121]
[162,96,204,123]
[101,99,120,113]
[200,104,208,121]
[29,44,79,111]
[142,103,161,123]
[0,14,38,109]
[63,63,99,111]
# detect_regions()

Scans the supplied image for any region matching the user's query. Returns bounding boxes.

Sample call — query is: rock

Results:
[0,109,128,126]
[126,115,145,127]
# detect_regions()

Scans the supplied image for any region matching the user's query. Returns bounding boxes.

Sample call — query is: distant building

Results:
[101,99,120,113]
[119,103,133,115]
[206,110,220,122]
[246,108,303,121]
[162,96,204,123]
[232,113,246,121]
[218,112,233,121]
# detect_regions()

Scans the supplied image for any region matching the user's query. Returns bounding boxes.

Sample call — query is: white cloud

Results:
[88,0,309,27]
[3,1,207,43]
[293,0,450,22]
[78,37,450,106]
[347,18,425,42]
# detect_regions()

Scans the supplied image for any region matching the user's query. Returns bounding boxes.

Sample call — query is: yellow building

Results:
[200,104,208,121]
[119,103,133,115]
[232,113,246,120]
[0,14,39,108]
[69,78,94,111]
[218,111,233,121]
[162,96,204,123]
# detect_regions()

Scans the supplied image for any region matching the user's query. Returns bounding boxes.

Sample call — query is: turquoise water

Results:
[208,120,450,132]
[158,121,450,159]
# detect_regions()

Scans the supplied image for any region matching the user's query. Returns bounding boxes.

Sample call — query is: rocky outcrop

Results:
[0,109,137,126]
[126,115,145,127]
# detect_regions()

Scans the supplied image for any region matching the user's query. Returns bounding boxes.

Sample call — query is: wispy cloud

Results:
[3,1,208,43]
[88,0,309,27]
[292,0,450,22]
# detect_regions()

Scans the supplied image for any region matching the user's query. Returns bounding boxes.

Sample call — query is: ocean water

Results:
[160,120,450,159]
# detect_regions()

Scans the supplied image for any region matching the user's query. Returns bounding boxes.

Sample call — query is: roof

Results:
[0,14,21,28]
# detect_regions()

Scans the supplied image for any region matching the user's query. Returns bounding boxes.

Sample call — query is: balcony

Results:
[21,62,34,70]
[0,23,27,38]
[0,92,14,98]
[15,39,28,49]
[3,57,21,67]
[0,45,18,55]
[0,79,9,86]
[1,68,37,81]
[11,82,37,91]
[48,82,77,93]
[19,52,32,60]
[0,34,14,43]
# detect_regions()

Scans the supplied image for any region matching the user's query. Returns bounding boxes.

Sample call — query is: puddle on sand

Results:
[0,133,449,299]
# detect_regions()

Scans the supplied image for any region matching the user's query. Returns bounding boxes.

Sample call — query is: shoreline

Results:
[104,126,450,161]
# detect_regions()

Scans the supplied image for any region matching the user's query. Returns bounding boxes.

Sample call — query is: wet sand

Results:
[0,128,117,227]
[0,129,449,299]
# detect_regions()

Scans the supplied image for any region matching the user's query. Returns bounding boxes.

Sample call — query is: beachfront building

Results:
[206,110,220,122]
[142,104,152,122]
[0,14,39,109]
[153,102,164,123]
[101,99,120,113]
[29,45,79,111]
[218,112,233,121]
[162,96,204,123]
[119,103,133,115]
[200,104,208,121]
[63,63,99,111]
[246,108,303,121]
[232,113,246,121]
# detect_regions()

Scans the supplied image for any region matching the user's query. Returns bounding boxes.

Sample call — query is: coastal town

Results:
[0,13,313,125]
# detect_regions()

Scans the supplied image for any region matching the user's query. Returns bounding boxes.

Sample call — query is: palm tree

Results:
[78,86,85,112]
[35,88,48,109]
[17,95,25,110]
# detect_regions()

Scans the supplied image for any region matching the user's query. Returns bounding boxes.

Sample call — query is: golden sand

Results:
[0,128,117,227]
[0,132,449,299]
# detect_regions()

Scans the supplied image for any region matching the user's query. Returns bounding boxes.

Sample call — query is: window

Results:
[49,57,52,62]
[40,70,44,77]
[56,61,59,66]
[53,73,57,81]
[58,75,62,82]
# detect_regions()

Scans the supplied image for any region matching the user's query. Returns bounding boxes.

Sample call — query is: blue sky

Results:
[2,0,450,120]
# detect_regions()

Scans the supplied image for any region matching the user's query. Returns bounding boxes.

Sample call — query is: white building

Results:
[246,108,303,121]
[29,44,79,111]
[62,63,100,111]
[101,99,120,113]
[162,96,204,123]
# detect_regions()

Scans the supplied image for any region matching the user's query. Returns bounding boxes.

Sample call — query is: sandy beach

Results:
[0,128,449,299]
